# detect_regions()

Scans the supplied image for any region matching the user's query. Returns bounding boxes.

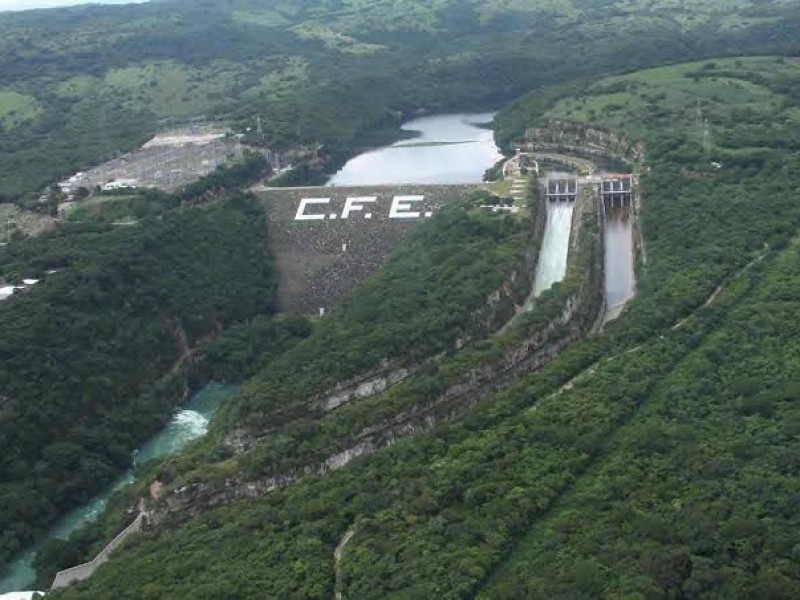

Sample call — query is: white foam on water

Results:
[0,384,235,594]
[136,410,209,464]
[532,202,574,299]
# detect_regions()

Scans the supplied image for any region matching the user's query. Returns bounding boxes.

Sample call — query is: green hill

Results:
[50,55,800,598]
[2,0,800,197]
[2,1,800,597]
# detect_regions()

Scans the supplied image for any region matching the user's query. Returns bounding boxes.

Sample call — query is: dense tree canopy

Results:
[55,54,800,599]
[0,194,277,566]
[3,1,800,597]
[2,0,800,196]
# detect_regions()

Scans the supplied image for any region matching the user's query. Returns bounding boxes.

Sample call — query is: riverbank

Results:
[0,383,238,594]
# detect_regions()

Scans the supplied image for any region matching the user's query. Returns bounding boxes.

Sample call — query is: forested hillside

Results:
[2,0,800,197]
[55,56,800,598]
[26,184,543,589]
[0,194,277,566]
[225,198,530,429]
[3,0,800,597]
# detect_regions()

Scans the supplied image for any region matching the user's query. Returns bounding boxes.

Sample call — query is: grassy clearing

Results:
[485,178,513,197]
[56,75,101,98]
[241,57,309,101]
[55,61,245,118]
[57,62,247,120]
[102,61,246,119]
[317,0,451,32]
[475,0,580,24]
[0,91,40,128]
[0,203,50,238]
[232,10,291,28]
[546,56,800,140]
[612,0,789,29]
[289,23,386,54]
[550,92,648,129]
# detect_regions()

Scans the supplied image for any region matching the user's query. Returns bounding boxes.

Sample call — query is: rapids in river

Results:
[0,383,238,594]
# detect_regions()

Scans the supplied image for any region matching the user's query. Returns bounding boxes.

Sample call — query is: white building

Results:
[101,179,138,192]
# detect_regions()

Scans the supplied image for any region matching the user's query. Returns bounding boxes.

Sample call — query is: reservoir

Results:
[604,205,636,312]
[327,113,502,186]
[0,383,238,594]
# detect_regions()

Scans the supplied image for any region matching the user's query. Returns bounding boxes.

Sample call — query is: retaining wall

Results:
[524,118,646,165]
[51,513,143,590]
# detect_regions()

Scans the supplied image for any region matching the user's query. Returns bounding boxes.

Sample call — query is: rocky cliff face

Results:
[525,119,646,166]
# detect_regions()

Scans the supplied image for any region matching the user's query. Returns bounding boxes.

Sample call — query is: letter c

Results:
[295,198,330,221]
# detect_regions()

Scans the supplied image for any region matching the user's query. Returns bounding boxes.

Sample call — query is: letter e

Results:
[390,195,424,219]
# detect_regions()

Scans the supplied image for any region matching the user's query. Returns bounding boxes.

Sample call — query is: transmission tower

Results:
[695,98,711,151]
[695,97,703,129]
[100,104,111,160]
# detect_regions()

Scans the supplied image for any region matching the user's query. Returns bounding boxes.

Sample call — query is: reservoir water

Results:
[327,113,502,186]
[0,383,238,594]
[1,1,146,12]
[604,206,636,311]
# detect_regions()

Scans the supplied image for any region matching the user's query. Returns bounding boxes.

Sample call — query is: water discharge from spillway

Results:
[531,201,575,300]
[604,205,636,312]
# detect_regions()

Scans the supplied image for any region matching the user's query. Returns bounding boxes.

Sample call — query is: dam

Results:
[255,184,481,314]
[258,114,638,320]
[255,112,502,314]
[256,171,637,318]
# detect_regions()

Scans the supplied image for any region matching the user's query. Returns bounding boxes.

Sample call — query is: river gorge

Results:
[0,384,237,594]
[0,113,639,596]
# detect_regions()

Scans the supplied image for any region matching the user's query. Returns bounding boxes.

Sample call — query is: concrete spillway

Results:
[603,205,635,313]
[532,201,574,299]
